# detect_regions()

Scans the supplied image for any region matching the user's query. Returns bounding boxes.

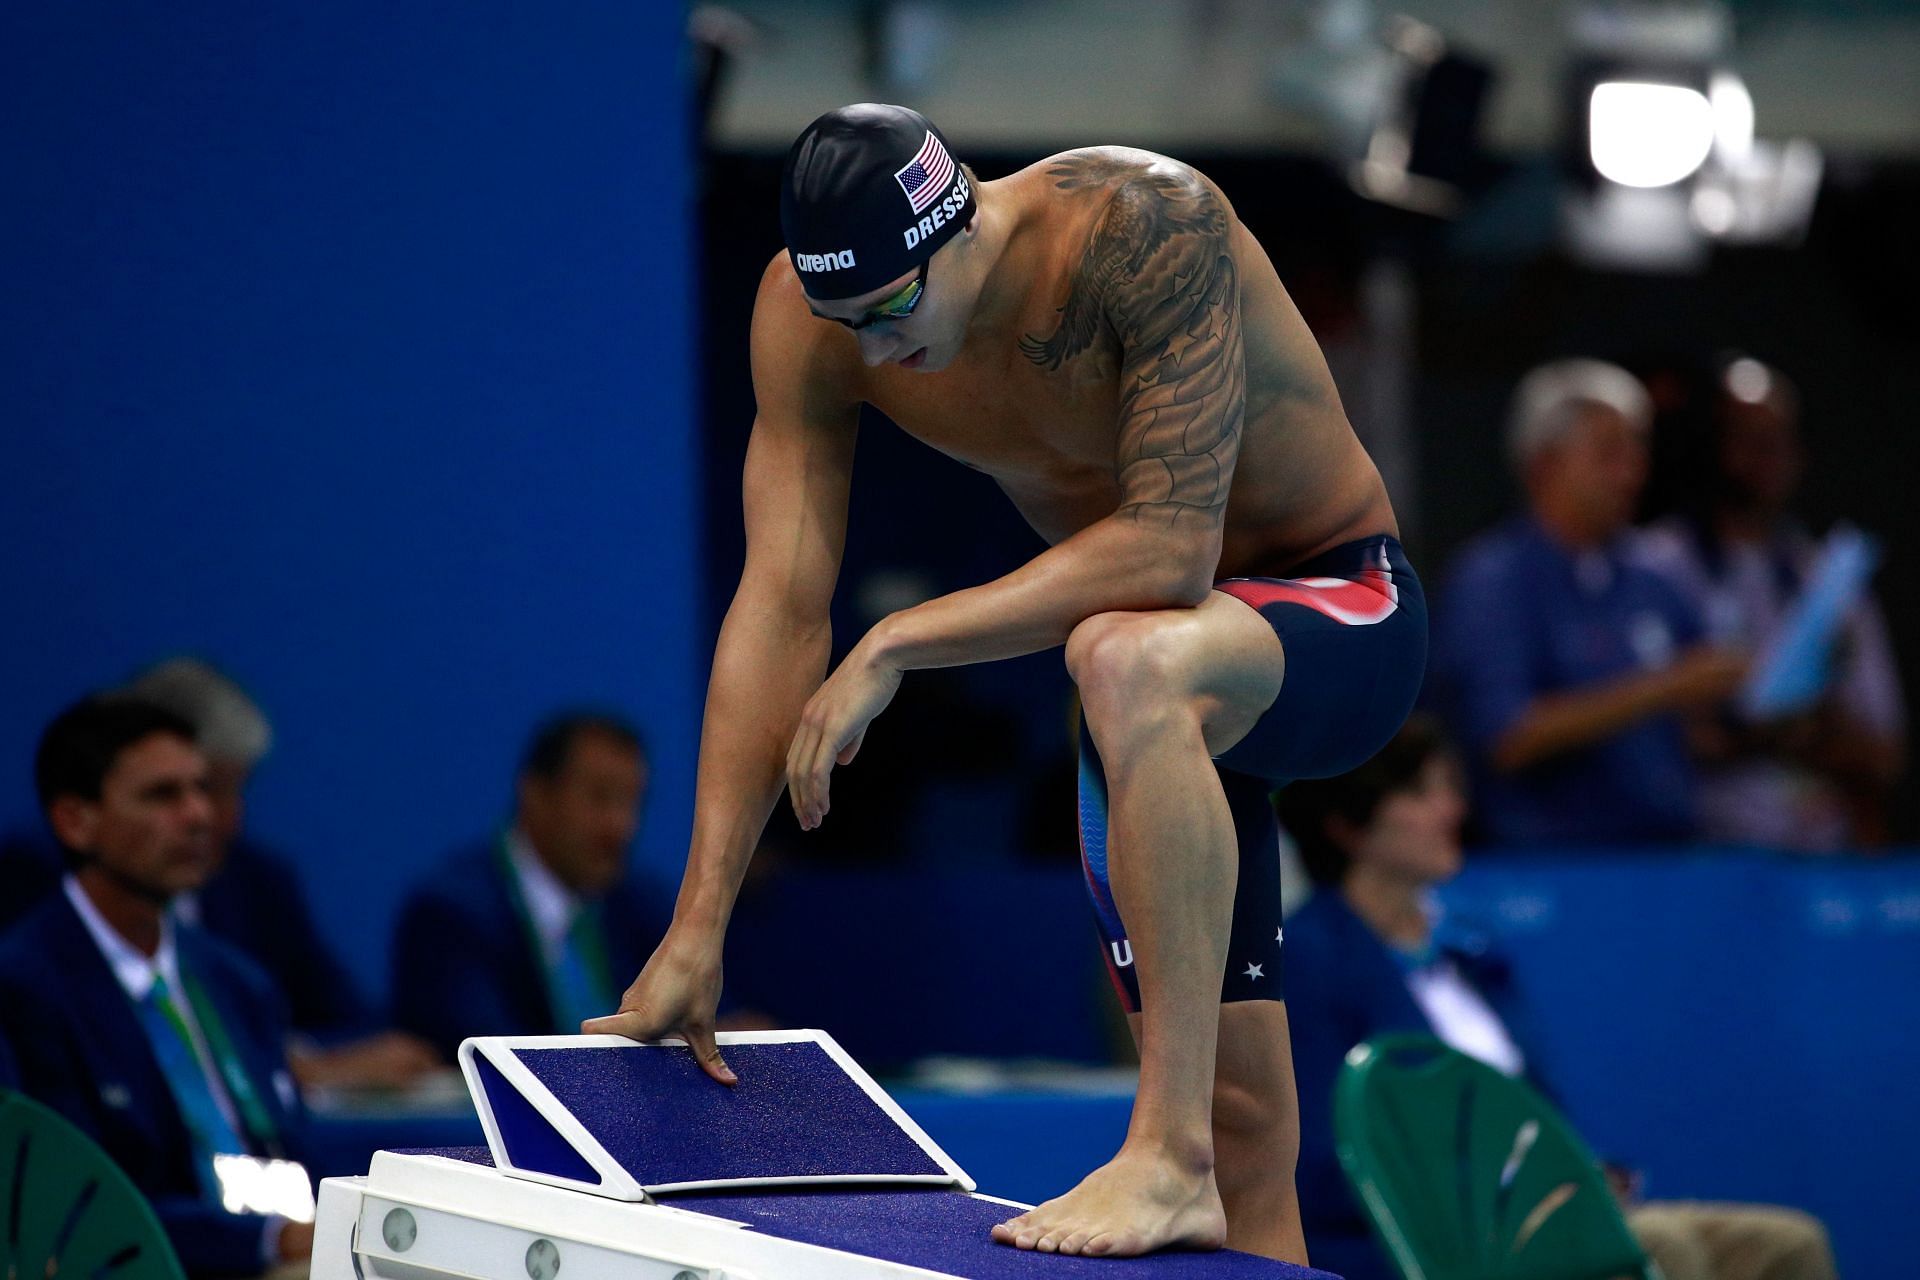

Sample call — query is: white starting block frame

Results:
[315,1147,1025,1280]
[313,1030,1333,1280]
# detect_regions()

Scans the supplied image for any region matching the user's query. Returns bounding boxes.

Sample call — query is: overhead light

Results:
[1691,185,1739,236]
[1588,81,1715,189]
[1710,71,1754,162]
[1690,138,1824,245]
[1724,357,1774,405]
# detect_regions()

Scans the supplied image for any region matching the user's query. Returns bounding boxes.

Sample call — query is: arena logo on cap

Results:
[795,249,857,273]
[902,170,971,251]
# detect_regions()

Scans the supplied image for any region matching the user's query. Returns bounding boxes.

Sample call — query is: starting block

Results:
[313,1031,1338,1280]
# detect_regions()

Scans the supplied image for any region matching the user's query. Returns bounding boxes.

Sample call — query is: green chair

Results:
[0,1088,186,1280]
[1333,1035,1657,1280]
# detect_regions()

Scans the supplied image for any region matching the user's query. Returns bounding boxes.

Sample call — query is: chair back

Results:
[0,1088,187,1280]
[1334,1036,1655,1280]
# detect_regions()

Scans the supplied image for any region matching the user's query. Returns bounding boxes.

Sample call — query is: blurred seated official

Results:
[1635,359,1906,850]
[0,698,315,1273]
[0,659,440,1090]
[1428,359,1746,845]
[390,713,675,1060]
[1275,718,1839,1280]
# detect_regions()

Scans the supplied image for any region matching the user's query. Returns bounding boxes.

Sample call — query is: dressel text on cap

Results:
[796,249,857,273]
[902,171,972,252]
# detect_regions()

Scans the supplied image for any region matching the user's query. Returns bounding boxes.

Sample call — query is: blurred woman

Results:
[1276,716,1837,1280]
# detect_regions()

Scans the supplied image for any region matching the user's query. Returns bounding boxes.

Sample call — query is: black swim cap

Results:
[780,104,976,301]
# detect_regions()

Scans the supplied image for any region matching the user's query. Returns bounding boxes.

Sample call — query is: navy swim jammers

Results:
[1077,534,1427,1012]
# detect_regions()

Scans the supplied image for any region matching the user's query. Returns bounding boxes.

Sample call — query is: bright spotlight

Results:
[1588,81,1715,188]
[1710,71,1754,162]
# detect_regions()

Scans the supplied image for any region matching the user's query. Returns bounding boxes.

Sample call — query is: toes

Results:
[1001,1223,1041,1250]
[1059,1229,1094,1255]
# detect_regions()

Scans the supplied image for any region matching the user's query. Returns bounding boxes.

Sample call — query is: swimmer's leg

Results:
[1208,1000,1309,1259]
[1204,765,1307,1260]
[991,592,1287,1259]
[1112,770,1306,1260]
[1104,1003,1307,1258]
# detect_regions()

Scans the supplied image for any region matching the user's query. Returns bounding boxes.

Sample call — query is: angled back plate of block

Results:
[458,1030,974,1200]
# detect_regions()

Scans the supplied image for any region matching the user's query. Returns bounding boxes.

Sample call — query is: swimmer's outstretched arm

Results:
[787,171,1248,828]
[584,260,860,1079]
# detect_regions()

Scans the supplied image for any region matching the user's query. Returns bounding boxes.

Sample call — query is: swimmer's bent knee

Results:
[1067,613,1199,721]
[1064,612,1134,686]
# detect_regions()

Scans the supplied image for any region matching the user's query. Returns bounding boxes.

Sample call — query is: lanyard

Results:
[495,835,613,1029]
[153,964,285,1159]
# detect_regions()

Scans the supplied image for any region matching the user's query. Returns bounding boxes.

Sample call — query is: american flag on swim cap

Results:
[893,132,955,215]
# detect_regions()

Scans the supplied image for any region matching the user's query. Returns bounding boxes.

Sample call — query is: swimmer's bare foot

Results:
[989,1145,1228,1257]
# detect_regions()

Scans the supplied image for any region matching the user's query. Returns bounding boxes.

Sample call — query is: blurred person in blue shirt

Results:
[1276,718,1838,1280]
[1428,359,1748,846]
[1635,358,1906,850]
[0,697,315,1274]
[390,712,685,1061]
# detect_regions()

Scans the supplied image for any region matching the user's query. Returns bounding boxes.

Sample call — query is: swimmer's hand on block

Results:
[581,939,735,1084]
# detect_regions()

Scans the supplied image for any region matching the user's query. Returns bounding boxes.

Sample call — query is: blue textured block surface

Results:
[514,1042,947,1185]
[389,1146,494,1165]
[475,1052,599,1184]
[664,1188,1340,1279]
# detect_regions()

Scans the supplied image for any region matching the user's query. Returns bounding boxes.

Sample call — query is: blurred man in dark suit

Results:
[1,658,441,1089]
[390,712,674,1060]
[126,658,441,1088]
[0,697,314,1274]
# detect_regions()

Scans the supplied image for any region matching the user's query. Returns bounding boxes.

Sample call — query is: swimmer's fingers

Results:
[799,737,834,829]
[787,708,837,830]
[684,1023,738,1085]
[579,1011,736,1085]
[785,721,821,829]
[783,718,807,824]
[580,1008,660,1040]
[836,728,865,766]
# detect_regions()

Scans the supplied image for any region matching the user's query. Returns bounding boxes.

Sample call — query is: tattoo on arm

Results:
[1020,155,1244,531]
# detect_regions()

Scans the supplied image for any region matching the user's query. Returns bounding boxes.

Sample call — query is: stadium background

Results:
[3,3,1915,1274]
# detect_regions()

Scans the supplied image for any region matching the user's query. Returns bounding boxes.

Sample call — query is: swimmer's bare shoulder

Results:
[751,251,862,414]
[1017,148,1394,561]
[1014,148,1247,541]
[1011,147,1243,242]
[740,254,859,608]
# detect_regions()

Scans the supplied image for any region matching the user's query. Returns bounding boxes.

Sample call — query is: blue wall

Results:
[0,6,700,998]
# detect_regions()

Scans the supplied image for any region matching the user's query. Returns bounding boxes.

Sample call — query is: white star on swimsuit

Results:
[1275,926,1284,944]
[1243,962,1265,980]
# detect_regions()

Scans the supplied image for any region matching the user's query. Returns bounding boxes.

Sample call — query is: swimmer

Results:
[585,104,1426,1261]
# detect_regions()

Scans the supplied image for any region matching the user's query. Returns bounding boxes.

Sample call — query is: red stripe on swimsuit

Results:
[1215,561,1400,627]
